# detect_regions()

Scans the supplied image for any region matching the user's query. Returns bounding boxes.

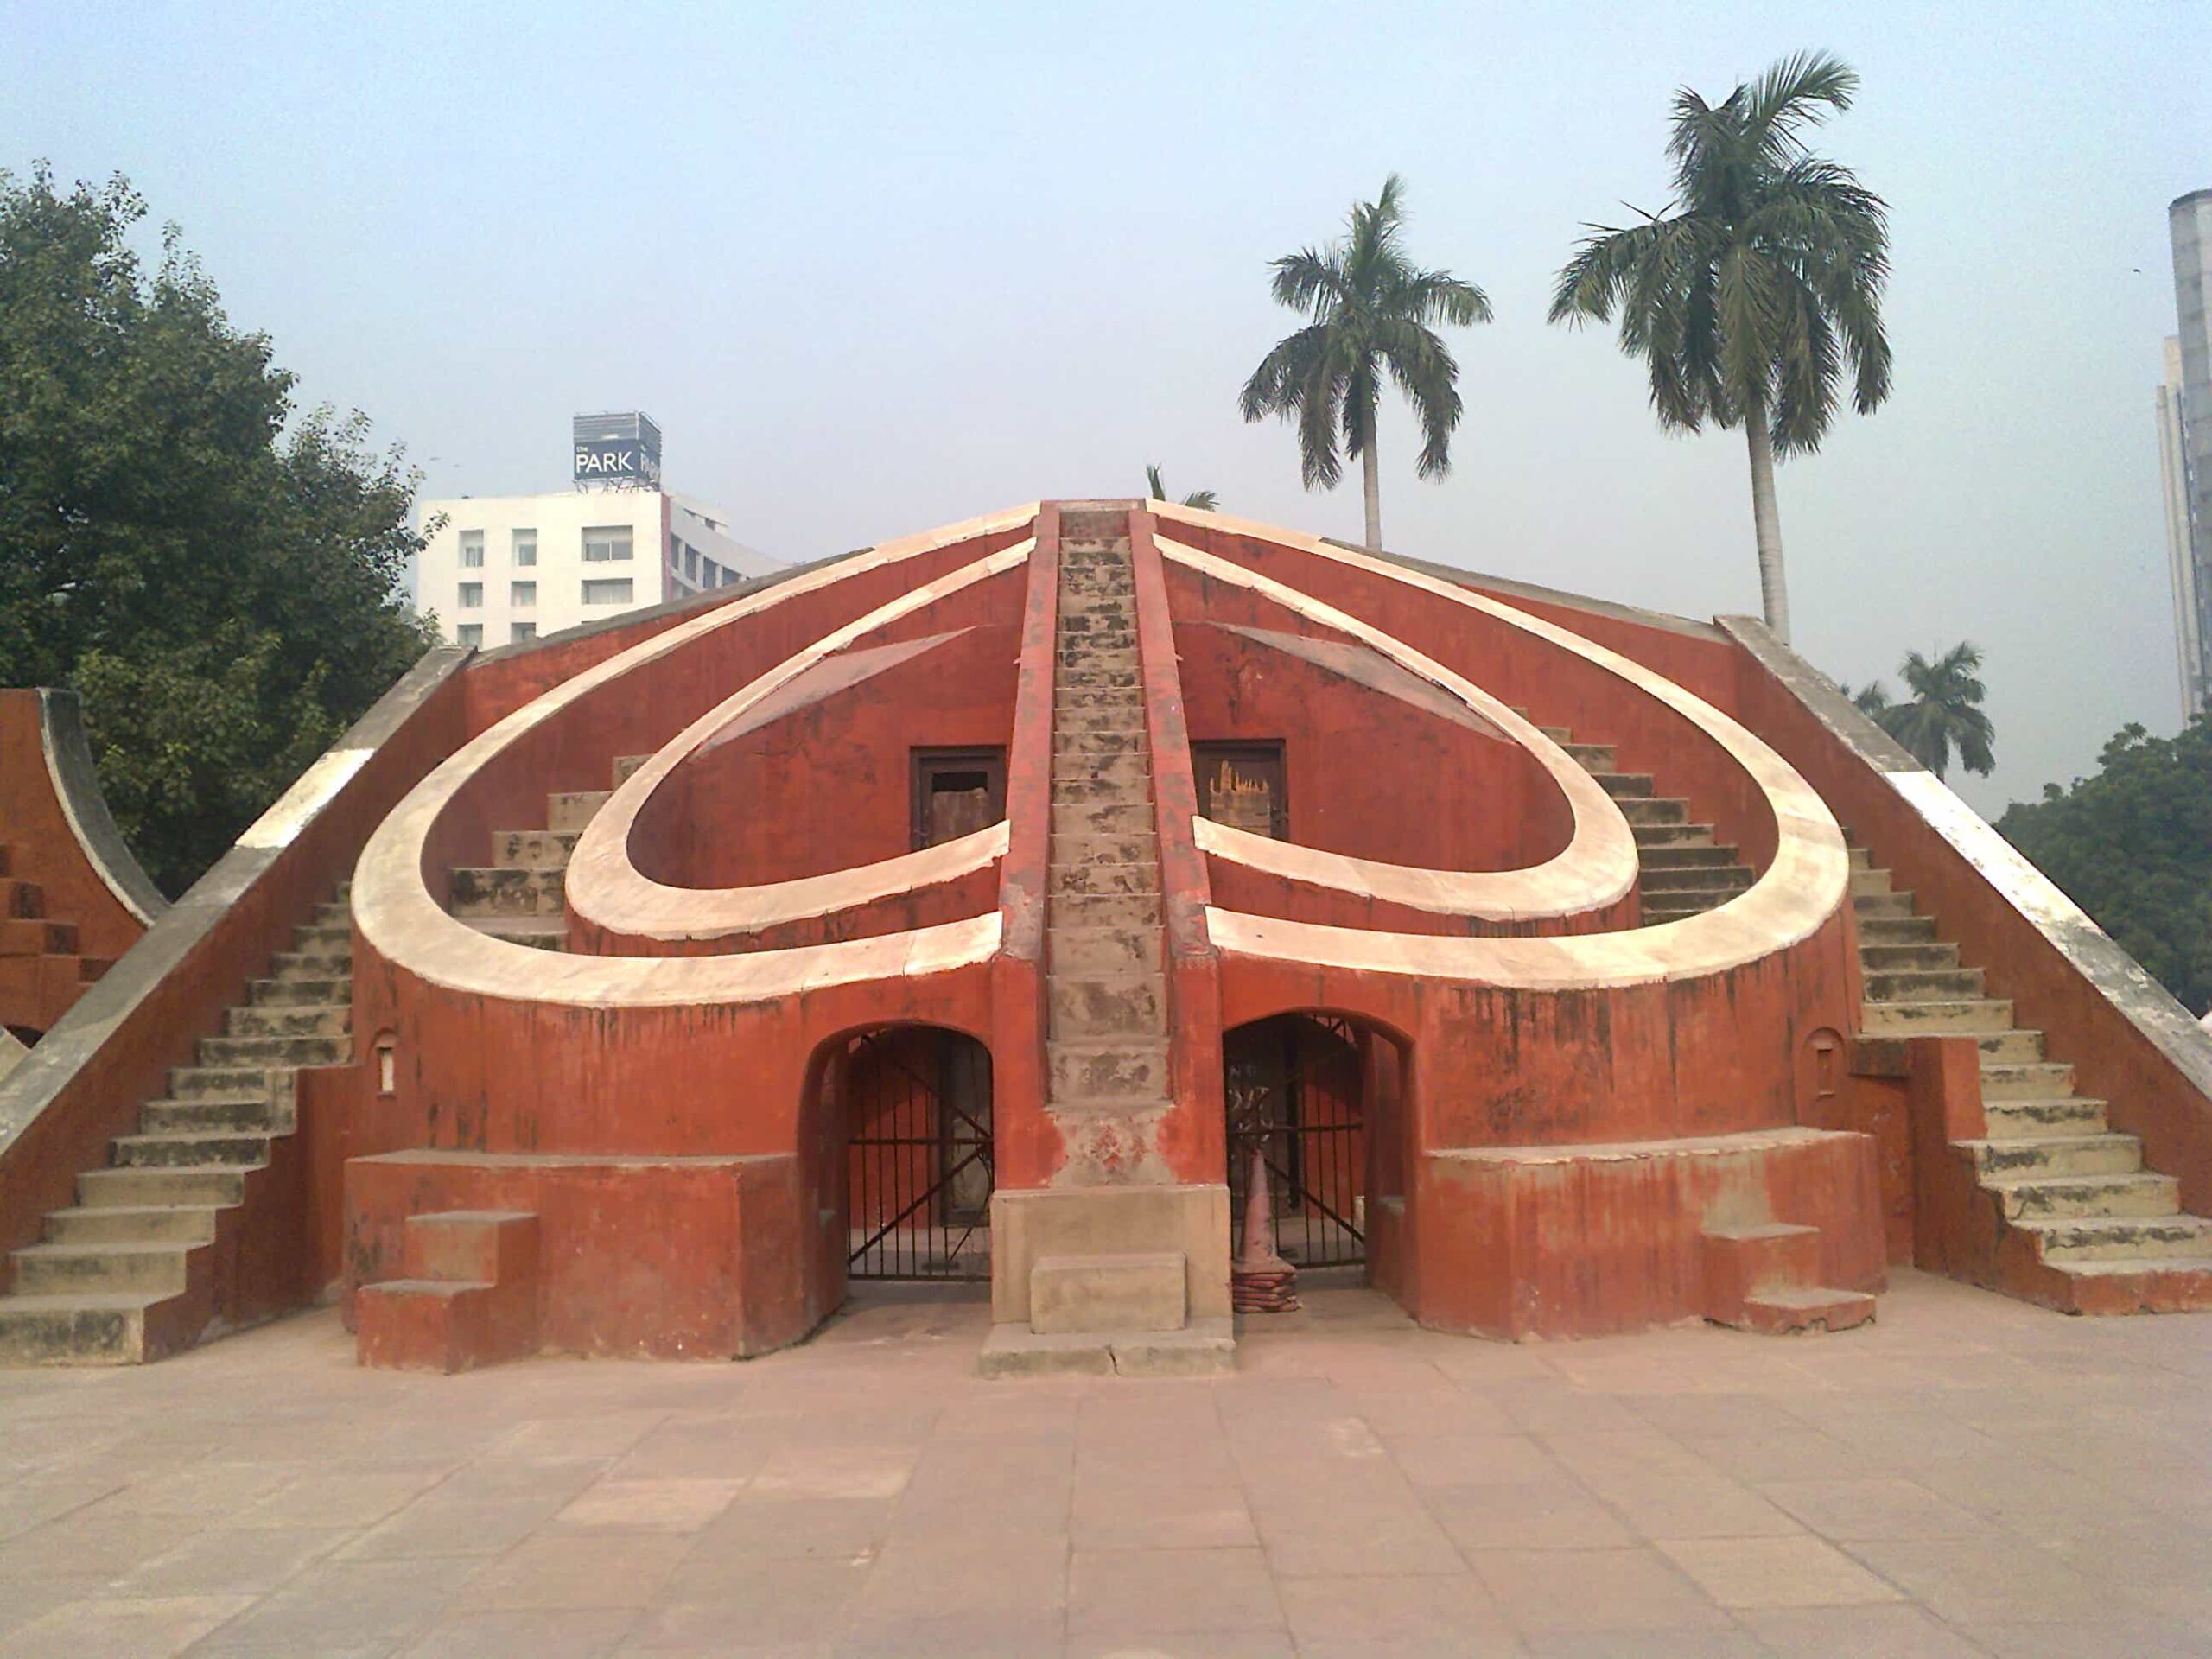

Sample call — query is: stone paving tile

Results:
[1468,1546,1737,1635]
[1754,1474,2001,1541]
[554,1478,747,1533]
[1274,1571,1521,1656]
[1070,1479,1256,1549]
[182,1554,483,1656]
[1738,1603,1990,1656]
[1654,1533,1905,1609]
[0,1595,254,1659]
[404,1606,640,1657]
[452,1532,693,1611]
[1067,1544,1282,1636]
[116,1523,355,1599]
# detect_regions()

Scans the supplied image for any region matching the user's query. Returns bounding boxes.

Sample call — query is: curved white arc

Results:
[1156,535,1638,920]
[356,507,1038,1005]
[564,541,1029,941]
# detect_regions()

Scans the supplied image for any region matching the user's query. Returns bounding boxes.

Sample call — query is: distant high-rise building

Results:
[2166,190,2212,721]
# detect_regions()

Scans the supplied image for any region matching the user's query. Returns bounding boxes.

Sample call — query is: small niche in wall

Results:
[374,1033,397,1096]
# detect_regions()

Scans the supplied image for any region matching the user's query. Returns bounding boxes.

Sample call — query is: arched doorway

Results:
[1223,1014,1369,1268]
[841,1027,994,1281]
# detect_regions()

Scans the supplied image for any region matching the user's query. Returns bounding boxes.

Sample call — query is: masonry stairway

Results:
[1046,520,1172,1122]
[1510,715,1756,926]
[0,838,115,1033]
[446,754,648,953]
[0,881,353,1363]
[1852,843,2212,1311]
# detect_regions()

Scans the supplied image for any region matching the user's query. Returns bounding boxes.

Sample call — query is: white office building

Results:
[2165,191,2212,721]
[416,415,779,647]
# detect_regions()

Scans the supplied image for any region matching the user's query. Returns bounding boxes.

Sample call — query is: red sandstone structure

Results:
[2,500,2209,1370]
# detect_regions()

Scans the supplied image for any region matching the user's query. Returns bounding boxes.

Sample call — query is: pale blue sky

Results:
[6,1,2205,812]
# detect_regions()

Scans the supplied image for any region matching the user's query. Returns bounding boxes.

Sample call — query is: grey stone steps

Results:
[1592,772,1655,800]
[492,830,580,869]
[1047,1039,1170,1101]
[1058,668,1140,689]
[265,948,351,978]
[1631,823,1715,848]
[2014,1213,2212,1262]
[292,924,351,950]
[311,902,351,928]
[1052,777,1153,804]
[1618,798,1689,827]
[548,790,611,834]
[226,1004,348,1039]
[196,1033,347,1068]
[2055,1255,2212,1284]
[1859,998,2015,1036]
[613,753,652,785]
[1049,864,1160,898]
[1054,709,1147,734]
[140,1096,283,1135]
[1643,899,1719,925]
[448,866,566,918]
[1051,833,1157,864]
[46,1205,219,1246]
[1642,866,1753,895]
[1049,926,1163,973]
[78,1166,254,1209]
[1984,1096,2106,1137]
[1056,729,1145,754]
[1853,891,1916,918]
[1052,803,1154,836]
[1980,1060,2076,1101]
[1859,942,1962,971]
[1047,893,1161,929]
[1563,743,1617,769]
[1976,1028,2048,1062]
[1864,966,1986,1002]
[1857,914,1939,944]
[168,1065,273,1101]
[464,917,569,951]
[1049,973,1167,1039]
[0,1293,179,1365]
[1963,1133,2142,1179]
[1638,844,1740,869]
[1847,846,1874,870]
[1985,1171,2178,1221]
[12,1242,191,1297]
[111,1131,273,1171]
[249,976,350,1007]
[1850,868,1894,896]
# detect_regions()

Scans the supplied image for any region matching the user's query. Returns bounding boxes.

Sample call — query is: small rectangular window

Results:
[510,621,537,642]
[512,529,537,567]
[702,559,721,588]
[511,581,536,607]
[582,525,634,563]
[582,578,634,605]
[458,582,483,608]
[459,530,485,569]
[456,623,483,646]
[684,545,699,581]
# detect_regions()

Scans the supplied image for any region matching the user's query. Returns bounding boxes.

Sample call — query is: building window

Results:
[582,578,634,606]
[719,566,738,588]
[456,623,483,646]
[701,559,721,588]
[511,581,537,607]
[511,621,537,642]
[582,525,634,563]
[458,582,483,608]
[684,544,700,581]
[512,529,537,567]
[459,530,485,569]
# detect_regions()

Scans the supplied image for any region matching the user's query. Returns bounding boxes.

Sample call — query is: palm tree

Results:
[1880,642,1995,780]
[1548,51,1892,643]
[1842,680,1891,718]
[1144,465,1217,512]
[1239,175,1491,550]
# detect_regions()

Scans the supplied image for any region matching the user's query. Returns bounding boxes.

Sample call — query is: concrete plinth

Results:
[988,1184,1230,1325]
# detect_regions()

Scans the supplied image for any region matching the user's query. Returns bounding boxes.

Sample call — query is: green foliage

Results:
[1548,50,1891,454]
[1855,642,1995,780]
[1999,720,2212,1017]
[1238,175,1491,491]
[1143,464,1217,512]
[0,164,436,893]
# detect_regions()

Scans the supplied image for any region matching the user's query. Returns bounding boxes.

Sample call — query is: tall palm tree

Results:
[1548,51,1892,643]
[1239,175,1491,550]
[1881,643,1995,780]
[1144,465,1217,512]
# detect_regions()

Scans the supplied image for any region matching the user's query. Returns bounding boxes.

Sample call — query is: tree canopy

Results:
[1999,719,2212,1017]
[0,165,435,893]
[1854,642,1996,781]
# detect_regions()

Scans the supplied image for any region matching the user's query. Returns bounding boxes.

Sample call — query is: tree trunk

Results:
[1744,404,1790,642]
[1362,441,1382,551]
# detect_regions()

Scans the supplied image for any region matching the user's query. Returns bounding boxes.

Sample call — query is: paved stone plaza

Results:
[1,1274,2209,1656]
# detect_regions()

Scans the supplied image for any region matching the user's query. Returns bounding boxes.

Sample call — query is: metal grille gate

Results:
[845,1028,994,1280]
[1224,1014,1365,1267]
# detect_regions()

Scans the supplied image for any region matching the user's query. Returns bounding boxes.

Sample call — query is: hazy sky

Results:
[7,1,2205,814]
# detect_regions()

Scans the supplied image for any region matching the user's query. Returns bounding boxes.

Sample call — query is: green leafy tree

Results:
[1854,643,1994,780]
[1239,175,1491,551]
[1548,51,1892,643]
[0,165,436,893]
[1143,465,1217,512]
[1999,720,2212,1016]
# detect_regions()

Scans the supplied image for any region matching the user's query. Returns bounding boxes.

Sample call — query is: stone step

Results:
[1987,1171,2179,1221]
[2053,1256,2212,1294]
[1853,891,1916,918]
[1859,941,1962,972]
[1859,998,2014,1036]
[111,1131,272,1171]
[168,1065,272,1102]
[249,976,351,1007]
[1643,899,1718,925]
[1049,973,1168,1039]
[1050,863,1160,898]
[196,1033,347,1069]
[266,947,352,979]
[1058,667,1140,690]
[1736,1286,1877,1335]
[1980,1060,2075,1101]
[140,1096,284,1135]
[1056,614,1135,639]
[1052,802,1154,837]
[1049,925,1164,973]
[1055,683,1143,708]
[549,790,611,834]
[1048,1039,1170,1102]
[0,1293,180,1365]
[1564,743,1617,770]
[1850,868,1893,896]
[464,917,569,951]
[1848,845,1874,871]
[1052,776,1153,805]
[11,1242,191,1297]
[226,1003,348,1039]
[1054,706,1147,734]
[292,924,351,951]
[1965,1133,2142,1180]
[1631,822,1716,848]
[1050,833,1158,866]
[1056,728,1147,755]
[2015,1213,2212,1263]
[1057,648,1139,671]
[1863,966,1986,1003]
[1593,772,1655,800]
[1976,1028,2047,1063]
[44,1205,219,1247]
[1642,865,1752,895]
[1638,844,1740,869]
[613,753,651,786]
[1048,893,1162,929]
[1985,1096,2107,1138]
[492,830,580,869]
[79,1166,252,1210]
[448,866,565,918]
[1618,798,1689,827]
[1858,914,1939,944]
[312,901,351,928]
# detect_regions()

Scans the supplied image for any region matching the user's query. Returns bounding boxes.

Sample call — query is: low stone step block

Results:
[266,947,351,978]
[1983,1096,2105,1138]
[112,1131,272,1171]
[1967,1133,2141,1179]
[249,975,350,1007]
[45,1205,219,1247]
[1593,772,1656,800]
[1049,973,1166,1039]
[140,1096,282,1135]
[359,1210,542,1374]
[1988,1172,2179,1222]
[1700,1222,1822,1324]
[1853,891,1916,918]
[1630,821,1716,847]
[226,1003,348,1040]
[1049,863,1160,898]
[0,1294,177,1365]
[1029,1251,1188,1335]
[1735,1287,1876,1335]
[1859,999,2014,1036]
[196,1033,347,1069]
[1052,802,1153,837]
[1849,868,1894,896]
[448,866,566,918]
[1047,893,1161,930]
[1863,967,1986,1003]
[978,1317,1235,1379]
[1857,914,1939,943]
[1618,798,1689,827]
[1643,866,1753,894]
[612,753,651,785]
[1639,844,1739,869]
[548,790,611,834]
[79,1166,251,1210]
[1049,1039,1169,1102]
[1980,1060,2075,1101]
[2017,1213,2212,1263]
[13,1241,190,1297]
[1859,941,1962,971]
[1052,776,1152,805]
[492,830,580,869]
[1049,926,1162,974]
[168,1065,270,1101]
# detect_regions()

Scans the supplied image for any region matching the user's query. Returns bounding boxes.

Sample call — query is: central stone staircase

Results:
[0,882,354,1363]
[446,755,647,952]
[1852,843,2212,1312]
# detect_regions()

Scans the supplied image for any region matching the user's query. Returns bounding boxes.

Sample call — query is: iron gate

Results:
[1224,1014,1365,1267]
[845,1028,994,1280]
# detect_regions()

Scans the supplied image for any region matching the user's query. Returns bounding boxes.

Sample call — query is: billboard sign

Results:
[575,440,658,485]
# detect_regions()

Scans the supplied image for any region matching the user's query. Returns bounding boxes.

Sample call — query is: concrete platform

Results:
[0,1273,2209,1655]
